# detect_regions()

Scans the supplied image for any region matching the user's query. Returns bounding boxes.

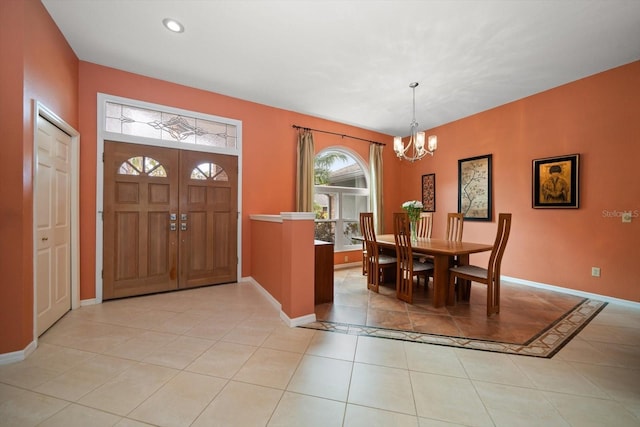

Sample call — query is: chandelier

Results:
[393,82,437,162]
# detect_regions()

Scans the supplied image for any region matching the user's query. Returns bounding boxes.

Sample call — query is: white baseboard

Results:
[0,340,36,366]
[280,312,316,327]
[242,276,316,327]
[242,276,281,311]
[80,298,98,307]
[502,275,640,308]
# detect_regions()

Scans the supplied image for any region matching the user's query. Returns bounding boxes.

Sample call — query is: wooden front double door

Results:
[103,142,238,300]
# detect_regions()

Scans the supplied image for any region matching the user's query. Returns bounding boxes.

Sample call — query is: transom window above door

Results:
[105,101,237,149]
[314,148,369,251]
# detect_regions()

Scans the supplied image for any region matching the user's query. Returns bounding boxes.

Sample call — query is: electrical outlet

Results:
[591,267,601,277]
[622,212,632,223]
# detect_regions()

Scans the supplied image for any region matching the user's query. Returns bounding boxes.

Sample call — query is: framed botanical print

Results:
[458,154,492,221]
[421,173,436,212]
[533,154,579,208]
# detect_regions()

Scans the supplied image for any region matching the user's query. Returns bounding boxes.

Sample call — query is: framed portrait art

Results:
[458,154,492,221]
[421,173,436,212]
[533,154,580,208]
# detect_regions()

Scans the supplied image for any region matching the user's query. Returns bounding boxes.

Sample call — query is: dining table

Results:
[373,235,494,308]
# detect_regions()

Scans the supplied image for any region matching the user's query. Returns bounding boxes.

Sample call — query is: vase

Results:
[410,220,418,243]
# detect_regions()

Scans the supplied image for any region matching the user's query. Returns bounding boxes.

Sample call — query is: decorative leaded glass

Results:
[105,101,237,149]
[118,156,167,177]
[190,163,228,181]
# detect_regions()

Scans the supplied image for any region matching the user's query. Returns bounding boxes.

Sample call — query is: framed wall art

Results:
[458,154,492,221]
[532,154,579,208]
[421,173,436,212]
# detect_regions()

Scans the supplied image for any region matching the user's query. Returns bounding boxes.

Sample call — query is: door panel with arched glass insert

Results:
[103,142,237,299]
[179,149,238,288]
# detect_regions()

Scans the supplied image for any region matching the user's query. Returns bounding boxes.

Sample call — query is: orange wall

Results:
[393,61,640,302]
[0,0,79,354]
[334,250,363,267]
[249,215,315,319]
[280,216,316,318]
[3,0,638,357]
[250,219,283,301]
[77,62,396,300]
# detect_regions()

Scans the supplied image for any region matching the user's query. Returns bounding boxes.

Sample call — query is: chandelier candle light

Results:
[402,200,423,242]
[394,82,437,162]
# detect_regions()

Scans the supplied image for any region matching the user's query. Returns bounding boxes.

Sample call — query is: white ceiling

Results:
[41,0,640,137]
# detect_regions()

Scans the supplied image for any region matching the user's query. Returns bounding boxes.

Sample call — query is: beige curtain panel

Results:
[369,143,384,233]
[296,129,315,212]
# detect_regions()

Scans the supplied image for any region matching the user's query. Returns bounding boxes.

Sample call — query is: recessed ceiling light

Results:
[162,18,184,33]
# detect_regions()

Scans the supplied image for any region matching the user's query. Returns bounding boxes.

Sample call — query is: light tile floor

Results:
[1,276,639,426]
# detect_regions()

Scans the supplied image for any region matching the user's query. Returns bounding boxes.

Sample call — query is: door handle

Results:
[170,223,176,231]
[181,223,187,231]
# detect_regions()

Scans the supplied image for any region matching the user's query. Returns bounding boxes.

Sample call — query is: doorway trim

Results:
[32,101,81,339]
[95,93,243,303]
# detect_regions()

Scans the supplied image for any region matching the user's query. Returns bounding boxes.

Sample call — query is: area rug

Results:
[300,298,607,358]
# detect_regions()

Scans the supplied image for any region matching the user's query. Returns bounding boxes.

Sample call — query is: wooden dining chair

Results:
[443,212,465,271]
[447,213,512,316]
[416,212,433,238]
[361,240,368,275]
[446,213,464,241]
[360,212,396,293]
[393,212,434,304]
[414,212,434,280]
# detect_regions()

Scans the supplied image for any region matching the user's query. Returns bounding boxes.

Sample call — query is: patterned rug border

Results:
[299,298,608,358]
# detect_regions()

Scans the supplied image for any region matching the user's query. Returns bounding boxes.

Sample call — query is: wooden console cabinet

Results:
[314,240,334,304]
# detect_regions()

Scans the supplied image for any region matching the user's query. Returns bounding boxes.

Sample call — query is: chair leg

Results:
[447,274,457,306]
[487,280,500,316]
[457,279,471,301]
[362,251,368,275]
[366,259,378,292]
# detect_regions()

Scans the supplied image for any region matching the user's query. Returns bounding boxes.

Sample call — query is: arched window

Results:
[190,162,228,181]
[118,156,167,177]
[314,148,369,251]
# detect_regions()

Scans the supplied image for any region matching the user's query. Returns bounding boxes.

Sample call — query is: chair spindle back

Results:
[416,212,433,238]
[446,213,464,241]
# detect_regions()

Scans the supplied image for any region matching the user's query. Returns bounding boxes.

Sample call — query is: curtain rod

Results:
[292,125,385,146]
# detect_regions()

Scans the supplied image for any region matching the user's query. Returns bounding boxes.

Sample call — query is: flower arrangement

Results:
[402,200,423,223]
